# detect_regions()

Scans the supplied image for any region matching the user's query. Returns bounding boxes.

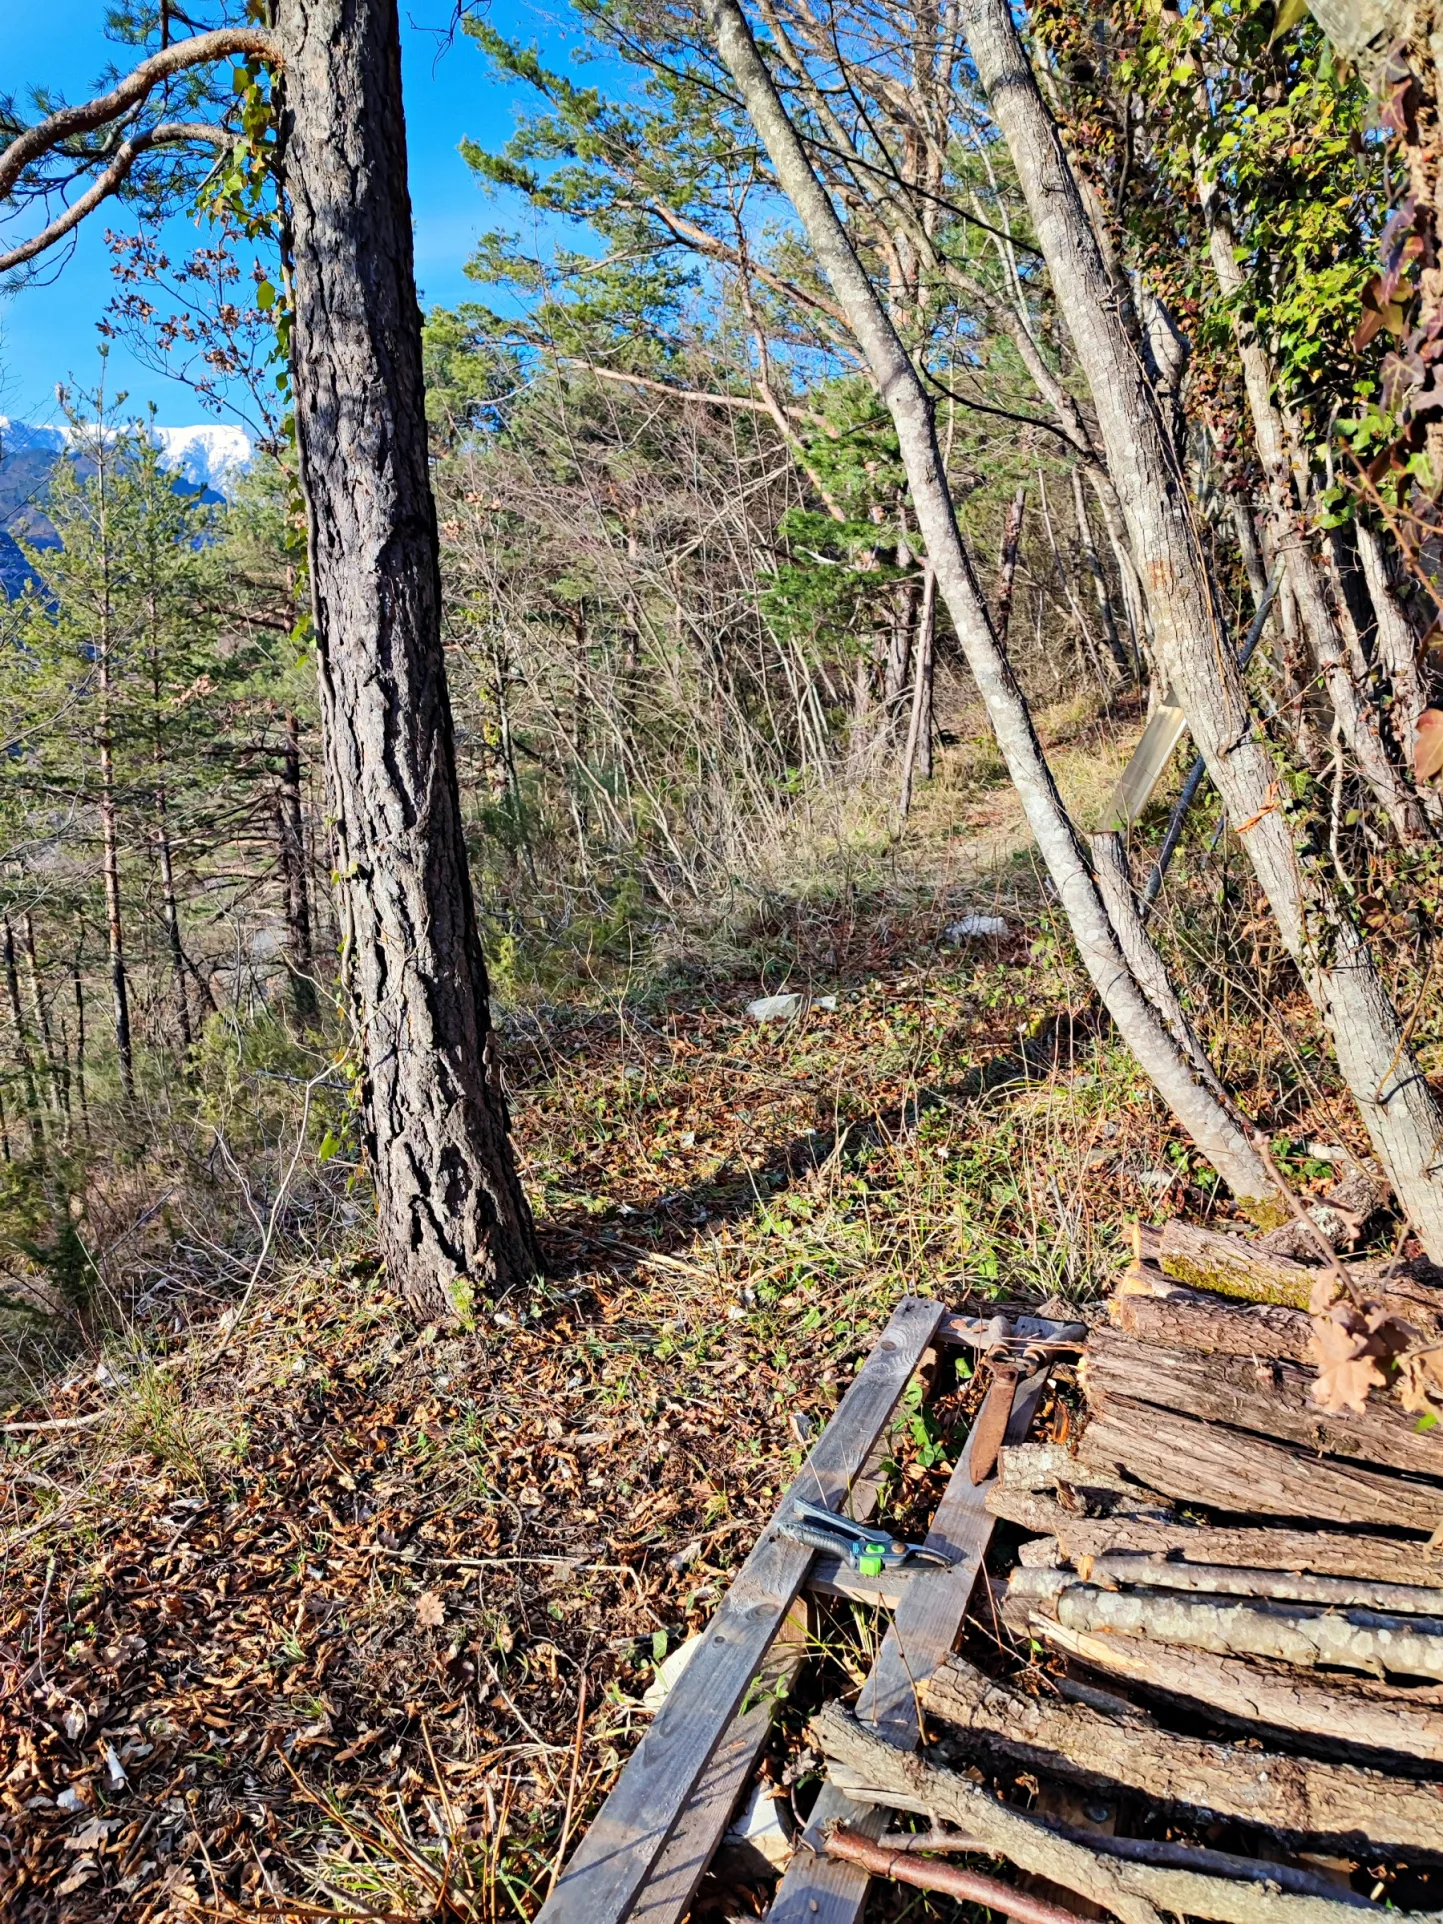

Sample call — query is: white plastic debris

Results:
[722,1780,796,1873]
[943,915,1009,943]
[746,993,837,1022]
[642,1632,705,1711]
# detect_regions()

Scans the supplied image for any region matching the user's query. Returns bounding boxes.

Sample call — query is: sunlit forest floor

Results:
[1,705,1369,1921]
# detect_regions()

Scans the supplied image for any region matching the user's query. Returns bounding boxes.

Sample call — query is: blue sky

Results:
[1,0,591,426]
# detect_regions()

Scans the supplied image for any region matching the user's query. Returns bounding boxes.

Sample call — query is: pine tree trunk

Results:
[95,461,135,1104]
[3,920,43,1159]
[150,654,192,1050]
[21,915,65,1128]
[275,712,318,1023]
[995,486,1026,642]
[898,564,937,816]
[277,0,538,1316]
[959,0,1443,1254]
[705,0,1283,1216]
[71,953,89,1143]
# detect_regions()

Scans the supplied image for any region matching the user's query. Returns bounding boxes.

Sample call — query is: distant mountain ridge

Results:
[0,416,254,598]
[0,416,254,495]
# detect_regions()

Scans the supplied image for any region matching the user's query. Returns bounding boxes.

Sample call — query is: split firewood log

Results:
[1078,1402,1443,1530]
[1109,1284,1315,1362]
[990,1487,1443,1590]
[1030,1552,1443,1615]
[1030,1615,1443,1763]
[922,1651,1443,1851]
[1082,1327,1443,1478]
[996,1440,1174,1510]
[812,1704,1421,1924]
[1007,1569,1443,1680]
[1157,1221,1443,1330]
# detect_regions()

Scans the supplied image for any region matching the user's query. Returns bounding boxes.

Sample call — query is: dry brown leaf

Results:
[1416,707,1443,783]
[415,1590,446,1629]
[1397,1351,1443,1415]
[1308,1274,1343,1315]
[1308,1311,1386,1415]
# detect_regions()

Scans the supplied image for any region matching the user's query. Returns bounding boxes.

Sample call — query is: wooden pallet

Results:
[536,1296,1076,1924]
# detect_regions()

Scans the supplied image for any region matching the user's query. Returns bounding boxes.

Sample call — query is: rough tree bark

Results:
[1009,1571,1443,1687]
[274,712,317,1024]
[957,0,1443,1256]
[814,1705,1406,1924]
[995,486,1027,641]
[275,0,538,1312]
[2,921,44,1159]
[1033,1613,1443,1762]
[1083,1323,1443,1477]
[925,1650,1443,1847]
[1078,1400,1443,1528]
[704,0,1284,1217]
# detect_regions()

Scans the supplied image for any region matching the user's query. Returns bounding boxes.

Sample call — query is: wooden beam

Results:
[765,1368,1050,1924]
[535,1294,945,1924]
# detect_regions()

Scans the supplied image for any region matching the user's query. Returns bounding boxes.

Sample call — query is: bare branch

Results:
[0,122,227,275]
[0,28,277,201]
[560,356,805,418]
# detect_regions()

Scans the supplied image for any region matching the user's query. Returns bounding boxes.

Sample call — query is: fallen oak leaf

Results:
[1309,1310,1387,1415]
[1416,707,1443,783]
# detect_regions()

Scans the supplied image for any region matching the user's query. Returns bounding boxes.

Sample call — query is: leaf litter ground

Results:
[0,903,1375,1921]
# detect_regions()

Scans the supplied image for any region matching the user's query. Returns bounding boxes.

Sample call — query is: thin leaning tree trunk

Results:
[704,0,1282,1216]
[958,0,1443,1256]
[277,0,539,1314]
[898,563,937,817]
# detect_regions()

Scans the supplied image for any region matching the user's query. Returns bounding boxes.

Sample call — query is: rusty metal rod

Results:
[823,1824,1089,1924]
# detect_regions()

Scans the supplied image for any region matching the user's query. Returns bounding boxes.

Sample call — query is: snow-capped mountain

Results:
[0,416,254,497]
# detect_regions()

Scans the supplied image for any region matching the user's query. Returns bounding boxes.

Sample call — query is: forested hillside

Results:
[1,0,1442,1916]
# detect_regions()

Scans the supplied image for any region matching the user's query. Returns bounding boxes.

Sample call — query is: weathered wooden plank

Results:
[626,1603,809,1924]
[630,1421,905,1924]
[765,1369,1049,1924]
[536,1293,945,1924]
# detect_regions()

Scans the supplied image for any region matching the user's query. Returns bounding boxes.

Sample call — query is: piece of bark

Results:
[1067,1553,1443,1616]
[1012,1573,1443,1681]
[1083,1326,1443,1479]
[1110,1282,1315,1363]
[1078,1401,1443,1530]
[994,1488,1443,1589]
[1158,1221,1443,1329]
[1034,1615,1443,1763]
[924,1652,1443,1851]
[813,1705,1394,1924]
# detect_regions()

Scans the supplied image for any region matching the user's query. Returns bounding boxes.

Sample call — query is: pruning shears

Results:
[778,1497,954,1576]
